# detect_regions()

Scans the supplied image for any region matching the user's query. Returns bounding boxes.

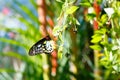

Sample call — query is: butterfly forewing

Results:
[29,36,53,56]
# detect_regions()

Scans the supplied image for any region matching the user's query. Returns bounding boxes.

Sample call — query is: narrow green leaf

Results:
[92,34,102,38]
[72,17,80,25]
[0,38,29,49]
[53,26,62,36]
[58,52,63,59]
[86,13,96,21]
[100,57,110,68]
[13,0,39,25]
[66,6,79,14]
[104,8,114,18]
[0,52,40,66]
[101,14,108,24]
[30,0,37,9]
[80,2,91,7]
[56,0,64,3]
[91,36,102,43]
[58,46,63,59]
[95,28,107,34]
[0,69,15,73]
[76,19,80,25]
[90,45,102,50]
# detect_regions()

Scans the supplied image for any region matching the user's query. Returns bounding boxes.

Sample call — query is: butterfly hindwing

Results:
[29,36,53,56]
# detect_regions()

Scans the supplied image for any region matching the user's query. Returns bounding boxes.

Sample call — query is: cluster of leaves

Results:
[89,0,120,79]
[53,0,79,58]
[54,0,95,79]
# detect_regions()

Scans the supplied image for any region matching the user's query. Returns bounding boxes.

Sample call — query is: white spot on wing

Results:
[37,44,41,47]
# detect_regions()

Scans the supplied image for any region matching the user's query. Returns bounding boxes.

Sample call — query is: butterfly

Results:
[29,36,54,56]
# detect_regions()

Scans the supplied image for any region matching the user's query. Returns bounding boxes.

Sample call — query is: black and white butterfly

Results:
[29,36,54,56]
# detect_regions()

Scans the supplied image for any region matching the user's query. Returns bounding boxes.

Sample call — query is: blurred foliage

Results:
[0,0,120,80]
[90,0,120,80]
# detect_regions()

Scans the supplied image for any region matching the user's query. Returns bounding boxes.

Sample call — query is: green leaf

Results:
[92,34,102,38]
[30,0,37,9]
[0,38,29,49]
[104,8,114,18]
[66,6,79,14]
[58,52,63,59]
[56,0,64,3]
[18,17,40,40]
[76,19,80,25]
[72,17,80,25]
[100,57,111,68]
[95,28,107,34]
[101,14,108,24]
[90,45,102,50]
[80,2,91,7]
[13,0,39,25]
[63,24,67,30]
[86,13,96,21]
[53,26,62,36]
[58,46,63,59]
[91,36,102,43]
[113,64,120,72]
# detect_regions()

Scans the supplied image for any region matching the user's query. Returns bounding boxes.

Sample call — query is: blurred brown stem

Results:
[37,0,47,37]
[37,0,57,79]
[37,0,49,80]
[93,0,101,79]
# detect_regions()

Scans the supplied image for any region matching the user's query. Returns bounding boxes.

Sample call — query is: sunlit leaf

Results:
[101,14,108,24]
[80,2,91,7]
[91,36,102,43]
[53,26,62,36]
[90,45,102,50]
[0,69,15,73]
[66,6,79,14]
[0,38,29,49]
[104,8,114,18]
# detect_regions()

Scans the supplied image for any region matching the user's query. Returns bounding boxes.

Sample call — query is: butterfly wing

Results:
[29,36,53,56]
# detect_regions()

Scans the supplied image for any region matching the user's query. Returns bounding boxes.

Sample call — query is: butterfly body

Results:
[29,36,54,56]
